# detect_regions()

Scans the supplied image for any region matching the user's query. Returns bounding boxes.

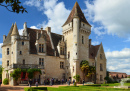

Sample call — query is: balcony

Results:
[4,64,44,70]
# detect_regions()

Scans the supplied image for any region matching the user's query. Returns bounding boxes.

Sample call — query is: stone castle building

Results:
[2,2,106,85]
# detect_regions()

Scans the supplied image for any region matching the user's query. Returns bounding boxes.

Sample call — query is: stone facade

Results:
[2,2,106,85]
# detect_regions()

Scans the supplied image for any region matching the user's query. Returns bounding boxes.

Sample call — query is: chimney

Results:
[3,35,6,42]
[89,39,91,47]
[23,22,27,29]
[45,27,51,34]
[36,31,38,40]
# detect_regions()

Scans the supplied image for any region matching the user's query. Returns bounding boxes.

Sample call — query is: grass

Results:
[24,83,130,91]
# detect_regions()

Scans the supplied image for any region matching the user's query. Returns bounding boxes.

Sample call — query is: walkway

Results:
[0,84,81,91]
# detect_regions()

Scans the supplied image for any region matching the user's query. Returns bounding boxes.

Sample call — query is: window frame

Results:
[60,62,64,69]
[7,60,9,66]
[7,48,9,55]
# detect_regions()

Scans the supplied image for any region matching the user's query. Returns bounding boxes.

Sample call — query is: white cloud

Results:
[0,43,3,54]
[124,37,130,42]
[30,26,38,29]
[85,0,130,38]
[18,26,38,35]
[91,41,99,45]
[24,0,70,34]
[105,48,130,74]
[19,29,23,35]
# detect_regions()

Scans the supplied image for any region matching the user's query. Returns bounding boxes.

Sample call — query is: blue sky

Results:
[0,0,130,74]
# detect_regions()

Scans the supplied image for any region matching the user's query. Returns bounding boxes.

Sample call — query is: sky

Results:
[0,0,130,75]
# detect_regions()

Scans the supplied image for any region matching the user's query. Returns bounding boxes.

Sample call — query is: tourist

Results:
[82,79,85,86]
[44,79,46,85]
[0,79,2,86]
[50,79,52,86]
[35,81,38,87]
[73,79,75,85]
[28,79,32,87]
[62,79,64,84]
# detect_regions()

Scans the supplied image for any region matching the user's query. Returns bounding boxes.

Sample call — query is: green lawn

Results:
[24,83,130,91]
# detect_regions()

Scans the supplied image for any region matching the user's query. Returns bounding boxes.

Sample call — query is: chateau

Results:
[2,2,106,85]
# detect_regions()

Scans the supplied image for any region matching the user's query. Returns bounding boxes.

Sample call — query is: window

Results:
[22,41,24,45]
[100,54,103,59]
[73,66,74,72]
[39,58,44,65]
[23,59,25,65]
[100,75,103,81]
[7,60,9,66]
[39,44,44,53]
[83,24,84,26]
[82,36,84,44]
[60,47,64,55]
[68,52,70,58]
[20,51,22,55]
[7,48,9,55]
[100,64,103,71]
[60,62,64,69]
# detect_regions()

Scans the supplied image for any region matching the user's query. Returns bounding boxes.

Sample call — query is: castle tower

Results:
[62,2,91,80]
[11,22,20,64]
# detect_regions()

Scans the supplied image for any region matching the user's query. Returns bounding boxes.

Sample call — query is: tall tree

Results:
[80,60,95,81]
[0,0,27,13]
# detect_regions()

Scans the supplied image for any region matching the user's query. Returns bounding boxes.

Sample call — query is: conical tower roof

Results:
[62,1,91,26]
[11,22,19,36]
[3,24,14,46]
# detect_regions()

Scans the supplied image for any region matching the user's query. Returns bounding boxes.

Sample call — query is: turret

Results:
[11,22,19,43]
[23,22,28,39]
[73,2,80,60]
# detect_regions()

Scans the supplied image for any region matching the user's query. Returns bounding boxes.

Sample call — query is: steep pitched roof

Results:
[27,28,62,56]
[3,24,14,46]
[11,23,19,36]
[89,44,100,59]
[62,2,91,26]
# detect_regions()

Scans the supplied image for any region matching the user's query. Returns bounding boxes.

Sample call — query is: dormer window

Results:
[60,47,64,55]
[39,44,44,53]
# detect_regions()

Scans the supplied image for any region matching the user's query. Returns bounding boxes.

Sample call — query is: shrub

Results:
[74,82,76,86]
[3,78,9,85]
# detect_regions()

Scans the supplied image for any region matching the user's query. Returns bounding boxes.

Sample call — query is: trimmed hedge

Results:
[24,87,47,91]
[3,78,9,85]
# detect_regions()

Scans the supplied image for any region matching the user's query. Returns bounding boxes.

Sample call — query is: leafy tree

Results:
[80,60,95,81]
[0,0,27,13]
[0,65,4,80]
[10,68,21,82]
[73,74,80,86]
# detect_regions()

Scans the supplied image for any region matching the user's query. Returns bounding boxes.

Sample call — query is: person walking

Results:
[35,81,38,87]
[28,79,32,87]
[0,79,2,87]
[73,79,75,85]
[82,79,85,86]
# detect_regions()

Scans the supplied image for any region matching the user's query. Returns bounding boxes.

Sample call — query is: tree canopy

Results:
[0,0,27,13]
[80,60,95,80]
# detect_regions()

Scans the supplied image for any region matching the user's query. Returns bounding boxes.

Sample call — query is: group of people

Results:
[43,78,65,86]
[28,79,38,87]
[28,78,85,87]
